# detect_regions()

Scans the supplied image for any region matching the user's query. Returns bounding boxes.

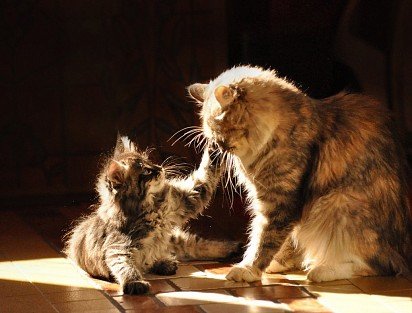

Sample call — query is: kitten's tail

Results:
[170,228,242,261]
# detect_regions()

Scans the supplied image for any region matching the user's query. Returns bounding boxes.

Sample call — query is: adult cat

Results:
[187,65,412,282]
[64,136,239,294]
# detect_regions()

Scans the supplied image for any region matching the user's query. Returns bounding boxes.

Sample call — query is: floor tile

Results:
[349,276,412,293]
[231,285,311,301]
[0,279,39,297]
[282,271,352,287]
[156,289,230,306]
[45,289,107,303]
[53,298,119,312]
[200,301,291,313]
[0,263,39,297]
[34,283,95,294]
[204,265,232,276]
[279,298,332,312]
[144,265,200,280]
[318,294,395,313]
[251,273,294,287]
[282,271,308,282]
[137,305,202,313]
[305,287,396,313]
[113,294,160,310]
[305,283,363,296]
[171,276,249,290]
[385,300,412,313]
[148,279,177,294]
[370,289,412,307]
[0,294,57,313]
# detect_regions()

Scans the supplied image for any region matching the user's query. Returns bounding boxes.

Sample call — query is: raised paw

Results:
[226,265,262,282]
[123,280,150,295]
[150,259,178,276]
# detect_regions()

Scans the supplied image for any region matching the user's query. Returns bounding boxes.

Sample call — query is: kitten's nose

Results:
[217,138,230,151]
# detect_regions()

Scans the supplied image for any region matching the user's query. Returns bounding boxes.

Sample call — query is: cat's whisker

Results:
[194,135,207,153]
[168,126,200,141]
[185,133,203,148]
[169,127,203,146]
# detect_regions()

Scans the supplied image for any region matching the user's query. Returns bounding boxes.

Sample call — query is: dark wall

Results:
[227,0,349,98]
[1,0,410,206]
[0,1,227,203]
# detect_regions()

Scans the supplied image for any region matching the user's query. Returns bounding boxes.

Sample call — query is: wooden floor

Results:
[0,205,411,313]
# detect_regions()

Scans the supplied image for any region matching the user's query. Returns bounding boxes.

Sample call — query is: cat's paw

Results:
[307,266,336,282]
[265,259,289,273]
[150,259,178,276]
[226,265,262,282]
[122,280,150,295]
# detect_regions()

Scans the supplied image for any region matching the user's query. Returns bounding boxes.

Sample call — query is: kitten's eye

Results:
[142,168,152,176]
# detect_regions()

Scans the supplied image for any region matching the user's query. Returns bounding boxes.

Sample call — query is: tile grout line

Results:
[8,260,60,312]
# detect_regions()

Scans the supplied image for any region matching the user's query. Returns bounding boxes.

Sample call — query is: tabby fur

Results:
[64,136,239,294]
[187,65,412,282]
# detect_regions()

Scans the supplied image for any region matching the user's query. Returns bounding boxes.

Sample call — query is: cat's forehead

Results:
[207,66,265,93]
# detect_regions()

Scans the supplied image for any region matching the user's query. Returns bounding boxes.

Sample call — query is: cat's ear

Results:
[187,83,207,102]
[107,161,125,188]
[214,85,234,109]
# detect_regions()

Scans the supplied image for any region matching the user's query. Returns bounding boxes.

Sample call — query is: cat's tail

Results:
[170,228,243,261]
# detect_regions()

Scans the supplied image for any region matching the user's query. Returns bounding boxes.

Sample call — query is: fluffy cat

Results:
[187,65,412,282]
[64,136,239,294]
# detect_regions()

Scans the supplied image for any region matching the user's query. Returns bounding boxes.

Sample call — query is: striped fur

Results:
[188,65,412,282]
[64,136,239,294]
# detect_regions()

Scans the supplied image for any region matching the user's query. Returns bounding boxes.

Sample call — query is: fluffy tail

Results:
[170,228,242,261]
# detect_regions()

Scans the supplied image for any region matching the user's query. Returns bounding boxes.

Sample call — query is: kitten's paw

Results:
[265,259,289,273]
[226,265,262,282]
[123,280,150,295]
[150,259,178,276]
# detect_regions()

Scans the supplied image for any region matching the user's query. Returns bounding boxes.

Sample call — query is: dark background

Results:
[1,0,411,223]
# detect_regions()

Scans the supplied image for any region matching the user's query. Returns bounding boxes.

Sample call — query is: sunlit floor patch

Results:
[156,290,291,311]
[0,258,96,289]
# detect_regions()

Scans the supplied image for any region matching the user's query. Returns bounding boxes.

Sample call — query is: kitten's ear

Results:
[107,161,125,188]
[214,85,234,109]
[187,83,207,102]
[114,135,137,156]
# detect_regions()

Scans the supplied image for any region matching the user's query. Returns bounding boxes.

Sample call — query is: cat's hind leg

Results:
[171,228,242,261]
[150,259,178,276]
[307,261,374,282]
[298,191,380,282]
[266,233,301,273]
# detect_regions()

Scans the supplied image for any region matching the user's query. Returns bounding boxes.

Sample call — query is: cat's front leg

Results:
[226,201,296,282]
[170,145,222,221]
[105,248,150,294]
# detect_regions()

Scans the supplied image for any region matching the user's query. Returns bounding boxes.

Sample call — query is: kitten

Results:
[187,65,412,282]
[64,136,239,294]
